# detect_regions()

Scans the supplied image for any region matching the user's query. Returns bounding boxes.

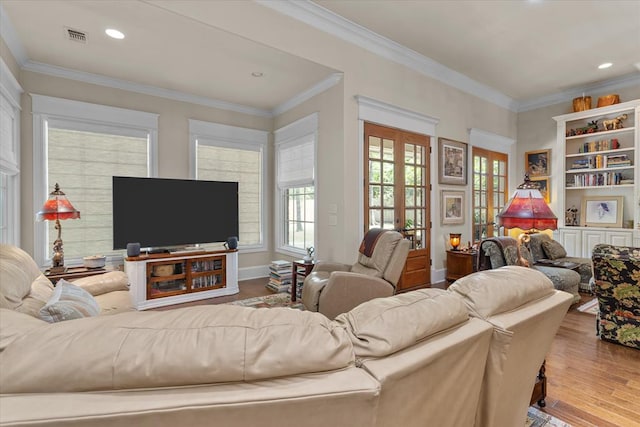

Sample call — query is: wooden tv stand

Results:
[125,249,239,310]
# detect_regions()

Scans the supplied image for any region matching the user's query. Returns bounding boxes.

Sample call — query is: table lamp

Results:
[36,183,81,273]
[449,233,462,251]
[497,175,557,267]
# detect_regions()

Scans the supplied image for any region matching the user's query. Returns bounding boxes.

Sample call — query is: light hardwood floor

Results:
[161,279,640,427]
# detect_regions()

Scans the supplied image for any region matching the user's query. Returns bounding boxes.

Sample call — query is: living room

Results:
[1,1,639,426]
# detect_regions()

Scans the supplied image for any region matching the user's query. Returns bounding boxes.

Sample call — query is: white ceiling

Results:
[2,0,639,113]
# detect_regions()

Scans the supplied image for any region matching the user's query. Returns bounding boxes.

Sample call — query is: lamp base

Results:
[48,266,66,274]
[516,232,532,267]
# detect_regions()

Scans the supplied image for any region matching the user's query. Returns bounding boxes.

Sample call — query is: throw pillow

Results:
[542,240,567,260]
[38,279,100,323]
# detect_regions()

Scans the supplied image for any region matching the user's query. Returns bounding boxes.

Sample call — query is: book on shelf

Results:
[578,139,619,153]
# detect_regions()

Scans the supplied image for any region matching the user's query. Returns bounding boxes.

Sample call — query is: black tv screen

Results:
[112,176,238,250]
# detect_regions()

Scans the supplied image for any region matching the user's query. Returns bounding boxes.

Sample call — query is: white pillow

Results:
[39,279,100,323]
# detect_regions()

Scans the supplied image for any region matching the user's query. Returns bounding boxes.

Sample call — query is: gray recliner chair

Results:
[301,229,410,319]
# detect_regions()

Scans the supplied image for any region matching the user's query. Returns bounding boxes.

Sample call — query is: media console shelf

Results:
[125,249,239,310]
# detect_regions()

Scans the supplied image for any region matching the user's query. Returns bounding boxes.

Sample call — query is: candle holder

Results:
[449,233,461,251]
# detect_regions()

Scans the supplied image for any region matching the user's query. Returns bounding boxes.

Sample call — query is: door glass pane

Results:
[369,136,381,159]
[382,185,394,206]
[382,209,395,229]
[369,185,381,207]
[405,144,415,163]
[405,187,415,207]
[405,165,415,185]
[369,209,382,228]
[369,160,381,183]
[382,139,394,160]
[382,162,394,184]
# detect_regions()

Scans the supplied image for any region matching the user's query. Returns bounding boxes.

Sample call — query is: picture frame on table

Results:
[525,149,550,177]
[438,138,467,185]
[441,190,465,225]
[531,177,550,203]
[581,196,623,228]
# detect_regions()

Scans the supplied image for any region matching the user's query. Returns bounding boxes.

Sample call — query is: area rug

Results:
[228,294,571,426]
[577,298,598,315]
[526,406,571,427]
[227,292,304,310]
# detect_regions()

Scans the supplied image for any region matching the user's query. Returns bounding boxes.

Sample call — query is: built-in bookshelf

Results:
[552,99,640,257]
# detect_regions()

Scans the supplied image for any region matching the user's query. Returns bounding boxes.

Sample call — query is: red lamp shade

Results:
[36,183,80,221]
[498,176,557,231]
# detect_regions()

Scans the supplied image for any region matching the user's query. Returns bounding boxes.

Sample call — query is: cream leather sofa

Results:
[0,244,132,317]
[1,247,571,427]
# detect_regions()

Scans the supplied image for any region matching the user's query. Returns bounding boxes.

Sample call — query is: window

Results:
[0,62,22,246]
[32,94,158,267]
[190,120,268,250]
[275,114,317,255]
[472,147,508,241]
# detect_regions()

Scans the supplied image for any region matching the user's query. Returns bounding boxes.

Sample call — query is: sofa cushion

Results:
[0,305,354,392]
[0,309,47,352]
[0,244,49,311]
[334,289,469,357]
[542,240,567,260]
[38,280,101,323]
[448,266,554,318]
[527,233,551,262]
[72,271,130,296]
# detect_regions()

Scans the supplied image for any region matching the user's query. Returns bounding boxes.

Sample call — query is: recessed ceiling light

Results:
[598,62,612,69]
[251,72,264,77]
[105,29,125,40]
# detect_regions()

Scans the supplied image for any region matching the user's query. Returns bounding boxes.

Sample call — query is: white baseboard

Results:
[432,268,446,285]
[239,265,269,281]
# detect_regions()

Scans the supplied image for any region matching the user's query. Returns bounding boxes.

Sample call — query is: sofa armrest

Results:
[319,272,394,320]
[71,271,129,296]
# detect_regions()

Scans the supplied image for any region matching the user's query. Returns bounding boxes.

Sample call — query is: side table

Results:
[445,250,477,286]
[291,260,314,302]
[44,266,112,285]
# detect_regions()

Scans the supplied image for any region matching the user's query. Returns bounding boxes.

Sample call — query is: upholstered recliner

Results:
[528,233,592,292]
[591,244,640,349]
[301,229,410,319]
[477,237,581,302]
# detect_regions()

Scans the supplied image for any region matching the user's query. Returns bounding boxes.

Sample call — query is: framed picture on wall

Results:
[438,138,467,185]
[531,177,550,203]
[581,196,623,227]
[441,190,464,225]
[525,149,550,177]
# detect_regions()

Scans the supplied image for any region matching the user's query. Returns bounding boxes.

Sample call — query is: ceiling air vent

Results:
[64,27,87,44]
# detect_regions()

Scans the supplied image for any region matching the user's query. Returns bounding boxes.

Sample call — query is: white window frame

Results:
[32,94,158,268]
[0,58,22,246]
[189,119,268,252]
[274,113,318,257]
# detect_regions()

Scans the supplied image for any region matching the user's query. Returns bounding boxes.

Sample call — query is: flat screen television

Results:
[112,176,238,250]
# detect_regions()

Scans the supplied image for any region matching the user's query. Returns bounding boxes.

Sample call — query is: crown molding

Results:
[258,0,518,112]
[273,72,342,116]
[517,72,640,112]
[22,60,274,118]
[0,4,28,65]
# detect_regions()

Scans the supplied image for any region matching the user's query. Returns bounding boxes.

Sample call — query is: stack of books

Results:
[266,260,292,293]
[606,154,631,168]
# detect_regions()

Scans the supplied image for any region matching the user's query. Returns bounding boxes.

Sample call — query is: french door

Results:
[364,122,430,290]
[472,147,508,241]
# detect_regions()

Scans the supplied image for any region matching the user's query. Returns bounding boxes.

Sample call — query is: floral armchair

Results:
[591,244,640,349]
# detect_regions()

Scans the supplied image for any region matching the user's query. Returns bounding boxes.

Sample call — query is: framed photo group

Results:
[438,138,467,224]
